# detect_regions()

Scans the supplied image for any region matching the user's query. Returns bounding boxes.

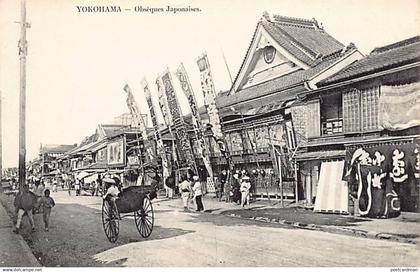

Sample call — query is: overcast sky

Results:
[0,0,419,168]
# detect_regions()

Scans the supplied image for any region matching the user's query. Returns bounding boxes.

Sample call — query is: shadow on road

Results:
[0,196,194,267]
[185,212,295,230]
[222,208,371,227]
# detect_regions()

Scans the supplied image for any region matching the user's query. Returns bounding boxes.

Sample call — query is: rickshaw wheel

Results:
[102,199,119,243]
[134,195,154,238]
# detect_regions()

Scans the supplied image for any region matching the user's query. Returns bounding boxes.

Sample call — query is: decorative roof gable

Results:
[229,12,344,95]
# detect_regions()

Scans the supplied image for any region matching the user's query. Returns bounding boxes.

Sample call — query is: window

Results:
[320,93,343,135]
[343,86,380,133]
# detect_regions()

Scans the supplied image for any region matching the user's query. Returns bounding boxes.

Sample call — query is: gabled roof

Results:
[262,14,343,66]
[217,50,347,109]
[98,124,129,139]
[320,36,420,85]
[65,141,97,156]
[79,134,97,146]
[40,144,76,154]
[229,12,344,95]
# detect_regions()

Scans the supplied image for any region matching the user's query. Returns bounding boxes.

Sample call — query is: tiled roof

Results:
[228,12,344,97]
[217,53,342,109]
[40,144,76,154]
[262,16,343,66]
[100,124,129,138]
[320,36,420,85]
[85,140,107,153]
[66,141,97,156]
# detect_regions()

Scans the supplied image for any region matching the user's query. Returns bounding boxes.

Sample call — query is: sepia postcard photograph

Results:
[0,0,419,270]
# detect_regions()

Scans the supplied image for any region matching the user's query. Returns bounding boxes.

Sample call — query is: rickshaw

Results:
[101,167,159,243]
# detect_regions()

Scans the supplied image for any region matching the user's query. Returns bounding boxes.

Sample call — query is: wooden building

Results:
[211,12,363,197]
[294,36,420,214]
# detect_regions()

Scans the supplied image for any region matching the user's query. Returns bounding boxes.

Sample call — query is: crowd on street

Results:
[175,169,254,212]
[2,166,259,235]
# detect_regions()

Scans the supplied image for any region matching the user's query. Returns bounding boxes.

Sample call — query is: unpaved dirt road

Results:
[3,190,419,267]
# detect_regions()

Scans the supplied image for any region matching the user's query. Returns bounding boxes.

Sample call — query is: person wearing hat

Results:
[103,177,121,218]
[240,176,252,209]
[192,175,204,212]
[179,175,192,212]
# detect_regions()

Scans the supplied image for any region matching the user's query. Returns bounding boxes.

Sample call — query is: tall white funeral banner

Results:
[176,63,214,191]
[123,84,155,184]
[156,76,177,169]
[156,76,173,128]
[160,70,197,174]
[142,79,170,181]
[197,54,234,174]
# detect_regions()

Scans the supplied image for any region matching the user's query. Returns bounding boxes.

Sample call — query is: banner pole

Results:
[294,159,298,204]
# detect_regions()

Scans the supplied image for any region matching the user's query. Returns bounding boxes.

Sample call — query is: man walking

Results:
[13,184,36,234]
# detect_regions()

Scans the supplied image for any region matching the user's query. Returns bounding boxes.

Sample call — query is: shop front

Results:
[343,137,420,216]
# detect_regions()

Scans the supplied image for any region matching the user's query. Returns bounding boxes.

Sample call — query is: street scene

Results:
[0,0,420,269]
[0,188,419,267]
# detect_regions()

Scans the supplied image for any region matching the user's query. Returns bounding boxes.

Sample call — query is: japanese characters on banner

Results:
[343,142,420,217]
[156,77,177,169]
[197,53,234,173]
[142,79,170,180]
[156,76,173,128]
[123,84,155,164]
[175,63,214,180]
[160,70,197,174]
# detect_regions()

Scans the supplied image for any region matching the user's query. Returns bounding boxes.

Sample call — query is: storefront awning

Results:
[294,150,346,161]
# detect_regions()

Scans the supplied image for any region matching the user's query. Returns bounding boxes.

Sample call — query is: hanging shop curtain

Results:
[343,142,419,217]
[314,160,348,214]
[379,82,420,131]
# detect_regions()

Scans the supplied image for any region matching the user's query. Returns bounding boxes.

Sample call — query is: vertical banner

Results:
[123,84,155,164]
[160,70,197,174]
[142,79,170,180]
[156,76,177,168]
[175,63,214,182]
[156,76,173,128]
[197,53,234,173]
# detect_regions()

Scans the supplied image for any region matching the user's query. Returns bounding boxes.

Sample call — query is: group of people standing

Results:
[179,175,205,212]
[177,169,253,212]
[218,169,253,209]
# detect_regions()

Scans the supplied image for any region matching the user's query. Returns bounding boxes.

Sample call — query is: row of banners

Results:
[123,54,234,186]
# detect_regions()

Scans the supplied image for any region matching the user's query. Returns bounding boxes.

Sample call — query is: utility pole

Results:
[0,84,2,183]
[18,0,29,188]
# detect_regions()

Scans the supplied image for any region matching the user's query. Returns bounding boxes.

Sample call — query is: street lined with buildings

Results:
[1,190,419,267]
[0,1,419,268]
